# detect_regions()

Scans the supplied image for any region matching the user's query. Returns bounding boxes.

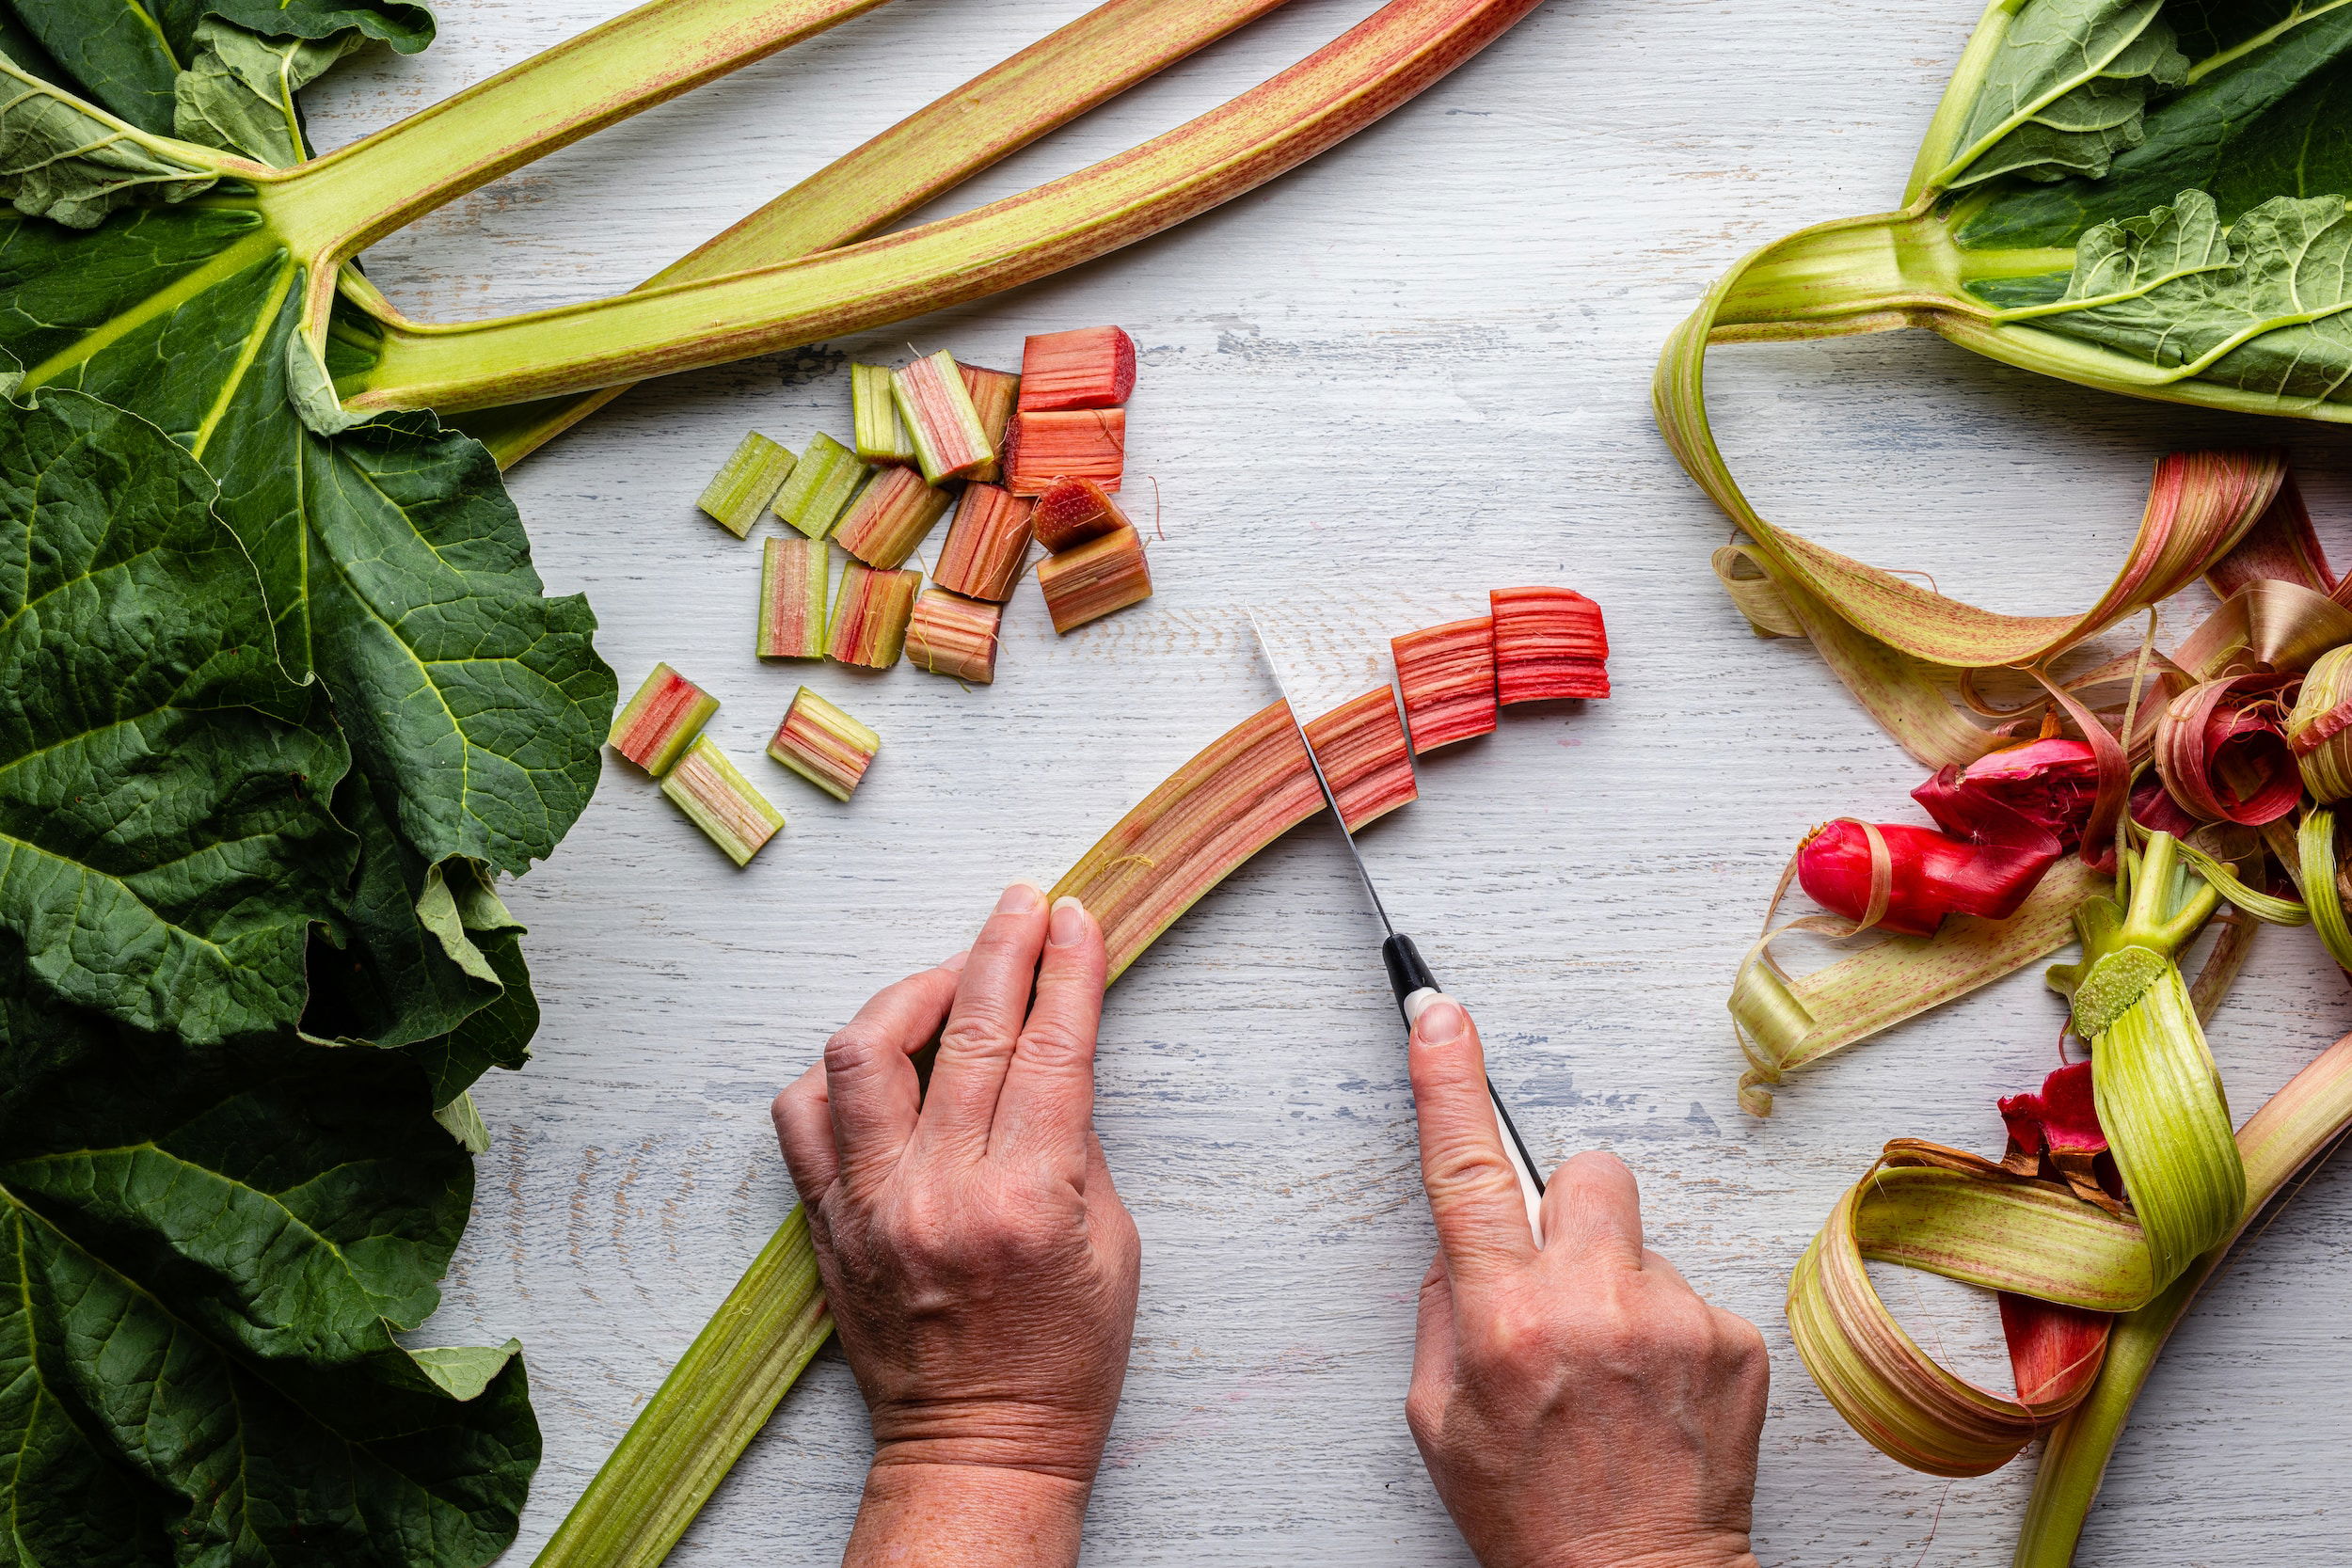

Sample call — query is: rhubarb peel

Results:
[827,562,921,669]
[933,483,1034,602]
[1392,615,1497,752]
[2288,643,2352,802]
[697,432,796,537]
[1037,522,1152,633]
[2153,673,2301,827]
[833,464,953,571]
[661,738,786,866]
[757,537,828,659]
[612,663,718,777]
[769,688,880,800]
[905,590,1002,684]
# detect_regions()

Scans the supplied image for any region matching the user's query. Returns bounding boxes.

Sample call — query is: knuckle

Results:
[823,1026,885,1076]
[1016,1019,1092,1069]
[1403,1384,1445,1445]
[935,1013,1012,1063]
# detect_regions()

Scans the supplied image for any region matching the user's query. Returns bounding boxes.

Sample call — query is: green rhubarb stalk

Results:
[698,432,796,537]
[532,1207,834,1568]
[337,0,1553,414]
[772,434,869,540]
[850,363,915,466]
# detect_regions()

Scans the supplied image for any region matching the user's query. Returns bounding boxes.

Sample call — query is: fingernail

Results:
[1413,997,1467,1046]
[1048,895,1089,946]
[939,949,971,973]
[996,879,1045,914]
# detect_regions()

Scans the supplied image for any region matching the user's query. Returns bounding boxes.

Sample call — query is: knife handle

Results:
[1382,934,1548,1244]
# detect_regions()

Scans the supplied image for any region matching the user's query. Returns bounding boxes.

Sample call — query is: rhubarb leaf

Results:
[0,55,216,228]
[2028,189,2352,402]
[175,18,370,167]
[0,202,617,876]
[0,390,350,1043]
[0,0,433,135]
[0,970,538,1568]
[1934,0,2187,191]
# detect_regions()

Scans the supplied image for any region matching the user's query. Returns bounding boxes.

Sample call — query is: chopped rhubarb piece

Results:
[1018,325,1136,411]
[772,432,871,539]
[1037,522,1152,633]
[697,432,795,538]
[833,464,953,570]
[1491,587,1609,703]
[933,483,1034,602]
[757,536,828,659]
[906,589,1002,683]
[1031,476,1131,552]
[1392,616,1498,753]
[1005,408,1126,497]
[893,350,996,484]
[1303,689,1418,831]
[959,363,1021,483]
[660,736,785,866]
[827,561,921,668]
[768,687,880,801]
[610,662,718,777]
[851,362,915,466]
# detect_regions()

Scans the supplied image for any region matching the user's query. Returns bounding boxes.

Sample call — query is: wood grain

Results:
[301,2,2352,1561]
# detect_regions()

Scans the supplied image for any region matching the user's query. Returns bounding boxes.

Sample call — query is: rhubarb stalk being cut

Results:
[1031,476,1133,552]
[933,483,1035,602]
[1492,587,1610,702]
[905,589,1002,684]
[827,562,922,669]
[893,350,996,484]
[772,433,871,540]
[1391,615,1498,752]
[611,664,719,776]
[660,738,786,866]
[1020,325,1136,410]
[832,465,953,571]
[757,537,829,659]
[1302,689,1418,830]
[851,363,916,466]
[697,432,796,538]
[1038,523,1152,633]
[958,363,1022,483]
[768,688,881,800]
[1006,409,1127,496]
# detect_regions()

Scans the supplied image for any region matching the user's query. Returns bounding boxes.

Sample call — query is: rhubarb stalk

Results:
[1031,476,1131,552]
[757,537,828,659]
[697,432,795,538]
[833,465,952,571]
[768,688,881,800]
[893,350,995,484]
[1302,689,1417,830]
[827,562,921,669]
[660,737,786,866]
[958,363,1021,483]
[933,483,1034,602]
[904,589,1001,684]
[1006,408,1126,497]
[772,433,869,540]
[851,363,915,466]
[1037,523,1152,633]
[611,663,718,776]
[1391,615,1496,752]
[1020,325,1136,410]
[1491,587,1609,703]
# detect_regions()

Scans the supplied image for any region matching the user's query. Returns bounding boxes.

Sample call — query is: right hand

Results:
[1402,996,1768,1568]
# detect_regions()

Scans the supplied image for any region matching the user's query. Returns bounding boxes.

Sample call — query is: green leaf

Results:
[1935,0,2188,191]
[0,0,434,135]
[0,390,350,1043]
[0,202,618,877]
[174,17,369,168]
[2025,188,2352,403]
[0,970,538,1568]
[0,55,215,229]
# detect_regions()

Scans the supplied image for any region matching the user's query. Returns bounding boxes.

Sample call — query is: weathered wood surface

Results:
[307,2,2352,1562]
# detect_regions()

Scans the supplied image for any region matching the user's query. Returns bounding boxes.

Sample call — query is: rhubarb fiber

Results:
[1038,522,1152,633]
[661,738,786,866]
[933,483,1034,602]
[612,663,718,777]
[769,688,881,800]
[905,589,1002,684]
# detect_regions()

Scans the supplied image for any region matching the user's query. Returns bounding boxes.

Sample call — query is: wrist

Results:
[847,1458,1092,1568]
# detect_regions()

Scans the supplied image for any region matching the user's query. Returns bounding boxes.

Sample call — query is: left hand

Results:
[771,881,1139,1566]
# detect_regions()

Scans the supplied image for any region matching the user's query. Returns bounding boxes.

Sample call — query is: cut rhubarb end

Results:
[906,589,1002,684]
[1491,587,1610,704]
[827,561,922,669]
[1019,326,1136,411]
[933,483,1035,602]
[1304,689,1418,831]
[697,432,796,538]
[958,363,1021,483]
[1031,476,1131,553]
[851,363,916,466]
[833,464,953,570]
[772,433,872,540]
[1038,523,1152,634]
[893,350,996,484]
[661,736,786,866]
[1392,615,1498,753]
[1006,408,1127,497]
[769,686,880,800]
[757,536,829,659]
[611,662,718,777]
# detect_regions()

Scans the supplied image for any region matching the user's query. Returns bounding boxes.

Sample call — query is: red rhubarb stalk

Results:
[1020,325,1136,410]
[611,663,719,776]
[1005,408,1127,497]
[827,562,921,668]
[1037,523,1152,632]
[933,483,1035,602]
[768,688,881,800]
[833,465,953,570]
[1302,689,1418,830]
[1391,614,1497,753]
[905,589,1003,684]
[757,537,829,659]
[1491,586,1609,703]
[1031,476,1132,552]
[958,363,1022,483]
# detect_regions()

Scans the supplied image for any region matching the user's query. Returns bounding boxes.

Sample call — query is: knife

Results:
[1248,615,1548,1242]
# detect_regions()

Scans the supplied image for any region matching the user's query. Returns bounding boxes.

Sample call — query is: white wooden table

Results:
[308,4,2352,1562]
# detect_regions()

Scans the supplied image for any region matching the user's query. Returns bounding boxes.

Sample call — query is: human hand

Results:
[1403,997,1767,1568]
[772,881,1139,1567]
